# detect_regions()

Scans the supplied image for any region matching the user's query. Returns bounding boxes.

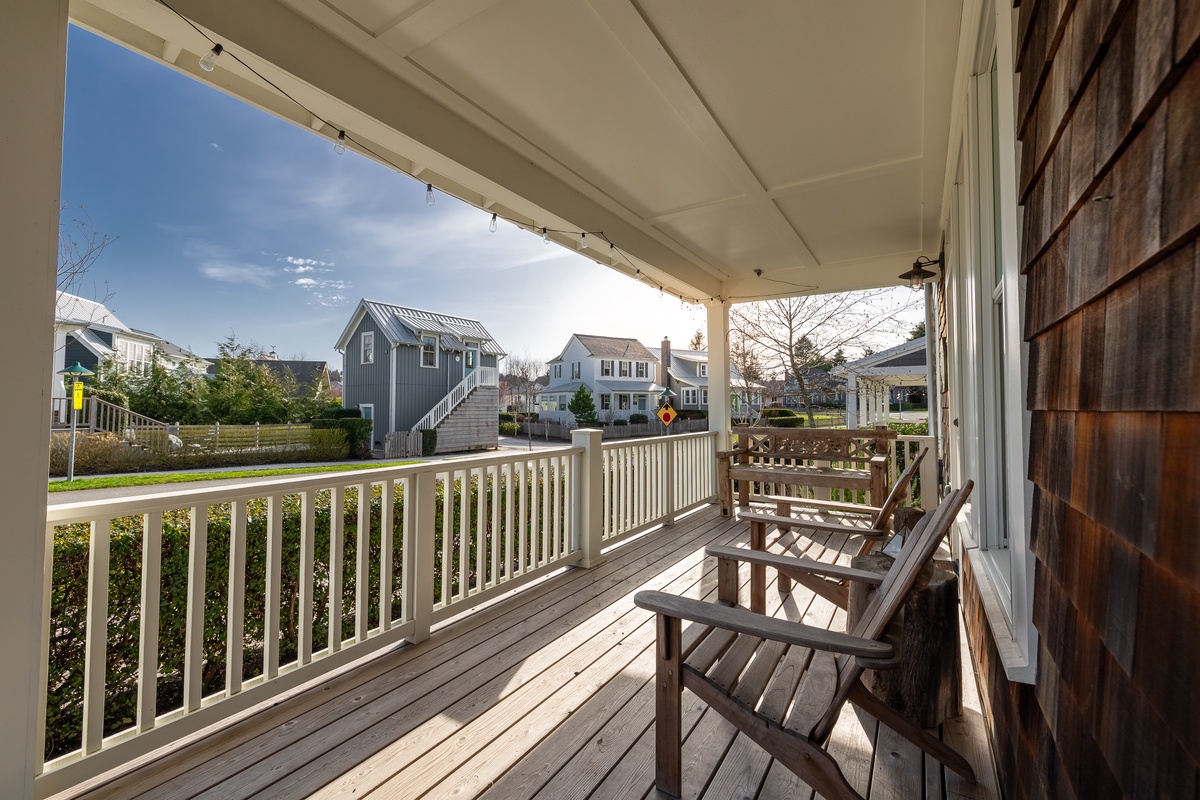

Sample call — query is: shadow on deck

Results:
[55,506,999,800]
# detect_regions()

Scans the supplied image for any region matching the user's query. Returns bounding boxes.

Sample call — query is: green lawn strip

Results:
[49,461,420,492]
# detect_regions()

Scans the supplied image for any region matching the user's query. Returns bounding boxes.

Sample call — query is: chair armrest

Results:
[706,545,885,585]
[868,454,888,466]
[715,449,741,461]
[634,590,893,659]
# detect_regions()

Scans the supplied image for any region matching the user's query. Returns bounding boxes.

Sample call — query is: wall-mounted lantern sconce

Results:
[899,256,940,289]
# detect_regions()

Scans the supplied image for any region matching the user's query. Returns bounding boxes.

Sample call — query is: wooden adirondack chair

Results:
[737,447,929,612]
[634,481,974,800]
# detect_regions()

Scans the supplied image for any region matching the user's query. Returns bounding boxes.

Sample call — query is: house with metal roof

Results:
[334,299,504,453]
[833,336,930,428]
[661,341,766,420]
[537,334,664,424]
[53,292,207,400]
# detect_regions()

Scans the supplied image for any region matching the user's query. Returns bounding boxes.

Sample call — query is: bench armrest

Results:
[706,545,885,585]
[869,454,888,466]
[634,590,893,659]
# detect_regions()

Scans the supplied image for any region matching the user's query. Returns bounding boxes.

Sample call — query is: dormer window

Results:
[698,363,707,377]
[420,335,438,368]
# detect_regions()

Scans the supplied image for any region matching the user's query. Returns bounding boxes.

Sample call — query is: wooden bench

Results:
[717,427,897,516]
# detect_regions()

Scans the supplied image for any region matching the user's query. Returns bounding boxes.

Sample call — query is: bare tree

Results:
[58,205,117,296]
[731,289,919,424]
[503,352,547,413]
[728,331,766,423]
[688,328,705,350]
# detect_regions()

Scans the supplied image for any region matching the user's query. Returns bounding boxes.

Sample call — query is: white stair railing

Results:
[412,366,498,432]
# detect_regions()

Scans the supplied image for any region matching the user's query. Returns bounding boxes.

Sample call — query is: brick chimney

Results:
[660,336,671,394]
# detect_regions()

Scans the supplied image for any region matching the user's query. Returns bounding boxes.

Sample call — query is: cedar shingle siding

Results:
[968,2,1200,797]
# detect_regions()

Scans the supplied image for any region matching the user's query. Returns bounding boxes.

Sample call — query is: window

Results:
[942,0,1035,683]
[601,360,613,376]
[464,342,477,369]
[701,389,709,406]
[572,362,581,379]
[635,362,647,378]
[636,395,647,411]
[619,361,631,377]
[420,335,437,368]
[560,394,568,409]
[361,331,375,365]
[553,364,562,379]
[698,364,707,377]
[682,387,698,406]
[600,394,611,410]
[617,394,630,410]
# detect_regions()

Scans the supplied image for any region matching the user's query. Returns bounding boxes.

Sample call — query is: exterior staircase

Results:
[412,366,499,454]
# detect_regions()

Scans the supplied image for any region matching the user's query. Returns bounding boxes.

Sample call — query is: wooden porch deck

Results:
[56,506,999,800]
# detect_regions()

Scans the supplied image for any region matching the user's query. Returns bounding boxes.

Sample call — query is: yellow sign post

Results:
[73,380,84,410]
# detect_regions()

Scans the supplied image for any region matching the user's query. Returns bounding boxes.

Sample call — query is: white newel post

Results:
[409,468,437,643]
[571,429,606,568]
[2,2,68,794]
[845,372,859,429]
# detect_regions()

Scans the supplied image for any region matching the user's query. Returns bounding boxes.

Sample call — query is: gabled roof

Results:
[833,336,927,374]
[71,328,114,359]
[55,292,130,332]
[553,334,659,363]
[336,299,504,356]
[255,359,329,389]
[662,347,764,389]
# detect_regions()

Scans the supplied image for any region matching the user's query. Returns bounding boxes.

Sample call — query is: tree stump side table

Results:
[847,552,962,728]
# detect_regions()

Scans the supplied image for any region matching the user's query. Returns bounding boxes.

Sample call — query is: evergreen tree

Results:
[567,384,600,427]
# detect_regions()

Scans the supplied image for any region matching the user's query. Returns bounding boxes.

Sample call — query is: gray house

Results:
[335,300,504,453]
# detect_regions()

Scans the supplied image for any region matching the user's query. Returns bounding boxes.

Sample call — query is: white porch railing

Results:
[411,365,498,432]
[35,429,718,797]
[889,435,939,509]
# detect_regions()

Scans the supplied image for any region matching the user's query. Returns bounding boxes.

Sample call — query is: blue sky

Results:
[60,25,710,368]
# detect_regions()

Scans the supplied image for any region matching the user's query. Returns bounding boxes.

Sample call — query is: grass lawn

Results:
[49,461,421,492]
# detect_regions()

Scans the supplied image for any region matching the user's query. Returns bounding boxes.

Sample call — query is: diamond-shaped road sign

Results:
[656,403,676,426]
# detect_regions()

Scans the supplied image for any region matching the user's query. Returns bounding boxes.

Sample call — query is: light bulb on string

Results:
[334,131,347,155]
[426,184,435,206]
[580,232,588,250]
[198,44,223,72]
[489,213,498,233]
[609,242,617,261]
[542,227,549,244]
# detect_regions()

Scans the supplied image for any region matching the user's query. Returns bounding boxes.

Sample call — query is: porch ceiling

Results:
[71,0,961,302]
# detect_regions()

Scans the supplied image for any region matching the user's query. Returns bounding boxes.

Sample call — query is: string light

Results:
[157,1,667,290]
[198,44,223,72]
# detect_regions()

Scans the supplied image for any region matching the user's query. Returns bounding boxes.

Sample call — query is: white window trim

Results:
[943,0,1036,684]
[698,363,707,377]
[619,360,631,377]
[601,359,613,376]
[635,361,647,378]
[361,331,375,365]
[682,387,698,406]
[420,335,438,369]
[701,388,709,406]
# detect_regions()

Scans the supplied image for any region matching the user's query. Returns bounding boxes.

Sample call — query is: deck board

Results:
[56,506,999,800]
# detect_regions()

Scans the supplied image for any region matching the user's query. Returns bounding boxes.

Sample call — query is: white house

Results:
[537,334,663,423]
[664,344,765,419]
[834,336,929,429]
[53,292,207,399]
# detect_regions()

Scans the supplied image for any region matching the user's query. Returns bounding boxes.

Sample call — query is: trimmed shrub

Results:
[629,413,649,424]
[759,407,798,420]
[677,409,707,420]
[499,422,518,436]
[770,416,806,428]
[421,428,438,456]
[321,407,362,419]
[613,418,628,426]
[311,417,373,458]
[498,412,516,424]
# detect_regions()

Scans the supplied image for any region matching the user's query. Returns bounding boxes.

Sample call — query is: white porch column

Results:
[845,372,858,429]
[704,298,731,451]
[0,2,67,794]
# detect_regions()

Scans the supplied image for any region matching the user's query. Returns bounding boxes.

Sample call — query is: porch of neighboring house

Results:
[45,439,996,800]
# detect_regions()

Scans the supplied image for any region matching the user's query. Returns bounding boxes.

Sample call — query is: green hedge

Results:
[499,422,518,436]
[311,418,373,458]
[498,412,516,424]
[421,429,438,456]
[320,407,363,420]
[759,407,798,419]
[629,413,649,424]
[45,470,563,761]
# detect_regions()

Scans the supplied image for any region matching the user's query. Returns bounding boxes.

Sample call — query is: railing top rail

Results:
[599,429,717,452]
[46,444,585,525]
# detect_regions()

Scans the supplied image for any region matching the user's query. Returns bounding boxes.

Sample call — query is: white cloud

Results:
[210,142,223,152]
[200,263,275,287]
[292,277,318,287]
